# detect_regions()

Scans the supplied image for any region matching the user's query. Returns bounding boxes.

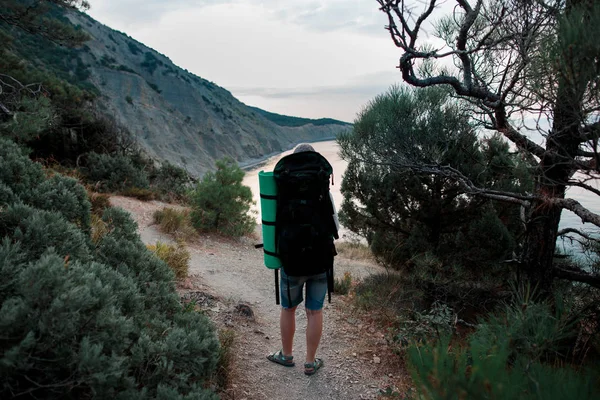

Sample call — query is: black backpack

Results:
[273,151,338,302]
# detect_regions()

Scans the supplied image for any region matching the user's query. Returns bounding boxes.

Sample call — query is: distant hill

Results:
[1,6,351,177]
[248,107,351,128]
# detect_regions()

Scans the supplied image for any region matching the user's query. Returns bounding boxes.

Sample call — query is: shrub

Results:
[29,173,92,234]
[0,183,19,206]
[394,301,454,345]
[190,157,256,237]
[83,152,149,192]
[149,161,194,201]
[407,292,599,399]
[0,138,45,199]
[0,96,55,142]
[147,241,190,280]
[153,207,196,240]
[0,67,219,400]
[353,272,427,329]
[334,271,352,295]
[338,87,527,271]
[0,249,220,399]
[0,203,91,262]
[100,207,140,243]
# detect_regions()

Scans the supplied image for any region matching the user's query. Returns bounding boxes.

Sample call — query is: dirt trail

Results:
[110,196,408,400]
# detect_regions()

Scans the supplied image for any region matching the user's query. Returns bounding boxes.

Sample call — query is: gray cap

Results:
[293,143,315,153]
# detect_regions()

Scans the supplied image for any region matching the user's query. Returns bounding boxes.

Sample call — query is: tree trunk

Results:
[522,77,583,292]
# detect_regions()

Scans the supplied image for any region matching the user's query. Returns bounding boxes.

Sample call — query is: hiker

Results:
[267,143,339,376]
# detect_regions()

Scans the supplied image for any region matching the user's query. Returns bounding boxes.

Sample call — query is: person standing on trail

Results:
[267,143,339,376]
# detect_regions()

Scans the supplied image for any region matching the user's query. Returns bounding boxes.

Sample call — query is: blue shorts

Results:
[280,270,327,311]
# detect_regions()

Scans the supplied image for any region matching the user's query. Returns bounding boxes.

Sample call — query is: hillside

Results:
[68,12,352,176]
[0,5,351,177]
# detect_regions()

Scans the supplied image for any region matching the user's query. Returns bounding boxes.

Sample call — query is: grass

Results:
[91,214,108,244]
[153,207,196,241]
[120,187,155,201]
[147,241,190,280]
[215,328,235,391]
[355,272,425,311]
[88,191,110,216]
[336,241,374,262]
[334,271,353,295]
[353,271,428,332]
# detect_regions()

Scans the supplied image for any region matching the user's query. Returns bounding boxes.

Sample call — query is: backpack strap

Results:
[325,266,333,303]
[275,268,280,305]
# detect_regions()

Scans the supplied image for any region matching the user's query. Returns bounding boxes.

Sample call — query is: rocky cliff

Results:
[66,12,351,177]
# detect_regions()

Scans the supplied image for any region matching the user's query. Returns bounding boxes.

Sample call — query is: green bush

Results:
[0,138,45,199]
[338,87,527,271]
[100,206,141,243]
[83,152,149,192]
[0,183,18,206]
[0,140,221,398]
[0,203,92,262]
[0,248,219,399]
[190,157,255,237]
[408,293,599,399]
[149,161,194,201]
[29,173,92,234]
[0,96,56,142]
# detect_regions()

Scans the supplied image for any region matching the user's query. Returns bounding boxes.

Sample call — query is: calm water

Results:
[243,140,600,253]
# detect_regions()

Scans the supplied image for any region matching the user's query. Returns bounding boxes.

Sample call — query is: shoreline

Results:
[239,136,337,171]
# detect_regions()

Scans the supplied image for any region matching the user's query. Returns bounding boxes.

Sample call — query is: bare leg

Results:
[305,308,323,363]
[280,306,297,357]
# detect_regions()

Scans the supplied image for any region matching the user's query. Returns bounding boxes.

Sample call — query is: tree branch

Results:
[555,265,600,289]
[567,180,600,197]
[495,108,547,159]
[385,161,535,205]
[557,227,598,242]
[580,121,600,142]
[551,197,600,227]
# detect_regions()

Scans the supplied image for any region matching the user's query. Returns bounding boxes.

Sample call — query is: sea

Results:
[242,140,600,257]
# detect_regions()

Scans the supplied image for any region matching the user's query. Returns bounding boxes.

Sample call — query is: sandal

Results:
[267,350,295,367]
[304,358,323,375]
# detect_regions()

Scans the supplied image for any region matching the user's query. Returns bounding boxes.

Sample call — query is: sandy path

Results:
[110,196,407,399]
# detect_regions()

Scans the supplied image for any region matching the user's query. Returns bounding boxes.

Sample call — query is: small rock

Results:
[235,303,255,319]
[352,352,357,357]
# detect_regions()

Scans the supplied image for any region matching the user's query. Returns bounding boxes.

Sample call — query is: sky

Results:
[85,0,407,123]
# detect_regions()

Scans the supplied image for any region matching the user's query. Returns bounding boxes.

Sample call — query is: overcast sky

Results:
[86,0,408,122]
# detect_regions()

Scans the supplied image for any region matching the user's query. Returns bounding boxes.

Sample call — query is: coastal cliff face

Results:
[67,12,351,177]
